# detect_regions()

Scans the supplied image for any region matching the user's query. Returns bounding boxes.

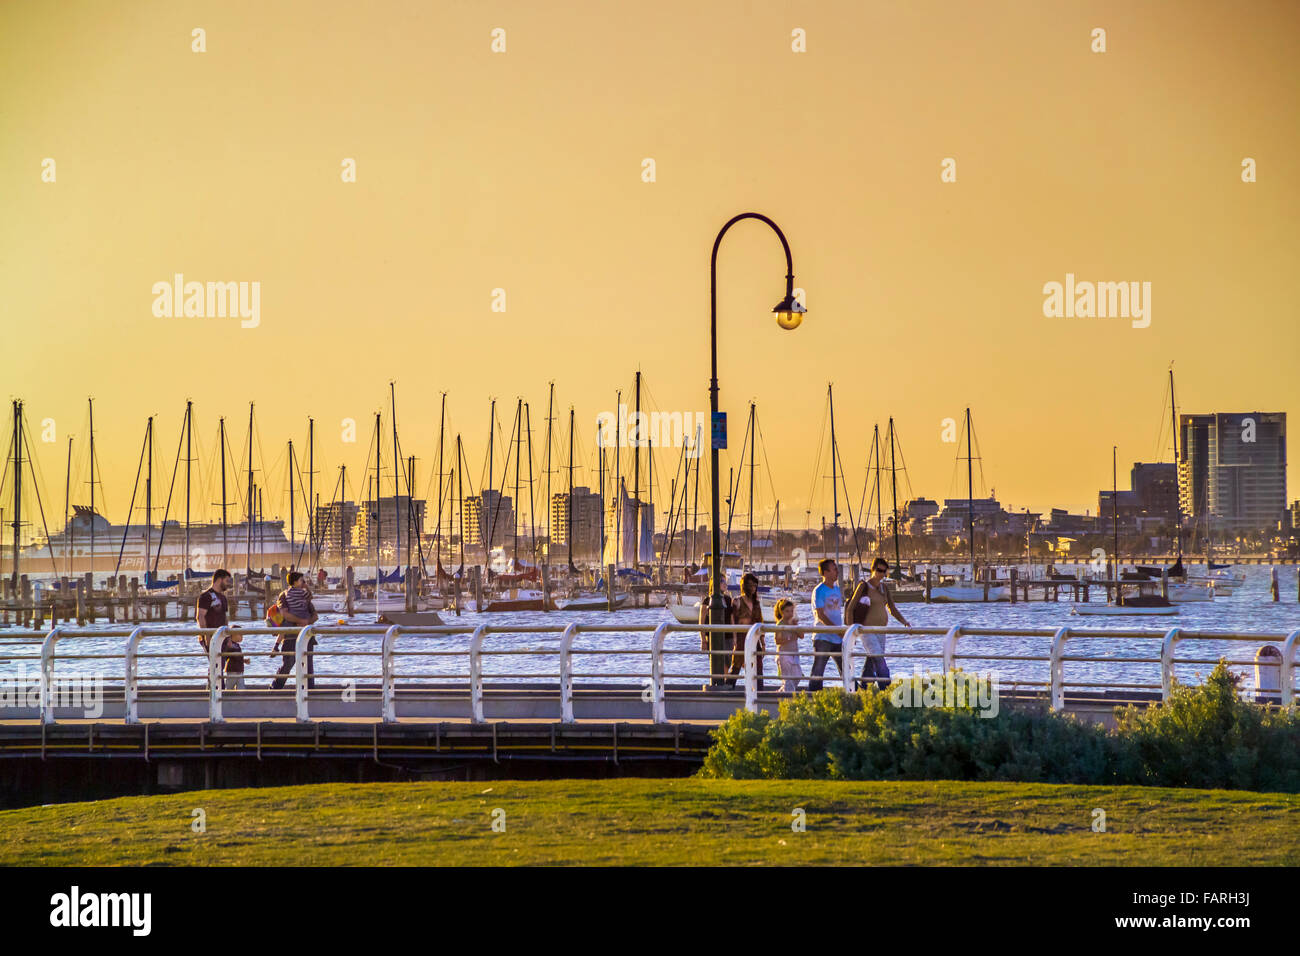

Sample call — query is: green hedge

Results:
[700,662,1300,793]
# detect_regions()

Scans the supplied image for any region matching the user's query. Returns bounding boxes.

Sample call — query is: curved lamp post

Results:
[707,213,806,685]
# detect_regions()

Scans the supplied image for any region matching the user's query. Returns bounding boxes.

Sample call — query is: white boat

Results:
[1072,595,1178,617]
[1165,582,1215,603]
[929,582,1010,603]
[668,596,783,624]
[557,593,629,611]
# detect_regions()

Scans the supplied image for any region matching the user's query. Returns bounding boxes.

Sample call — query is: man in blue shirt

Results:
[809,558,844,691]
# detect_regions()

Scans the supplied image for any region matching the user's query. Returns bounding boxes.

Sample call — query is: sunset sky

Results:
[2,0,1297,535]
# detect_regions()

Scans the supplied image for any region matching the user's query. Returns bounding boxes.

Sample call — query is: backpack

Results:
[266,597,285,626]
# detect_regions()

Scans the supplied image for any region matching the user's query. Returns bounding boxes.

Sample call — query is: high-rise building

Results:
[1130,462,1178,521]
[313,500,359,555]
[464,490,512,548]
[549,486,603,560]
[1180,413,1287,532]
[353,496,426,551]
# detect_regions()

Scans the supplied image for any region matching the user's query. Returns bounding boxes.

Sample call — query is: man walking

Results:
[808,558,845,691]
[196,569,244,689]
[270,571,319,690]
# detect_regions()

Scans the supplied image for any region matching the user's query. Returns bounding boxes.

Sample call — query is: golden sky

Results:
[2,0,1297,533]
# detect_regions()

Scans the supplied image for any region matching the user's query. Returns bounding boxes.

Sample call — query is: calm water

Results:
[3,564,1297,695]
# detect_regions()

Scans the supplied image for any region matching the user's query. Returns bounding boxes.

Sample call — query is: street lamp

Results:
[707,212,805,686]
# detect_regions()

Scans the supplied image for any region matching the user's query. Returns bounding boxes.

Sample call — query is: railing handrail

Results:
[23,622,1299,725]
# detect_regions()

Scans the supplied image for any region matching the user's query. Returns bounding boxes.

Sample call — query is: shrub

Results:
[1114,662,1300,792]
[699,662,1300,793]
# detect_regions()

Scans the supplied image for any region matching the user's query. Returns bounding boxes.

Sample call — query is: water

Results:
[3,565,1297,696]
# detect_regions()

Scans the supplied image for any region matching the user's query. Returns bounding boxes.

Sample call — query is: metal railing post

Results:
[381,625,401,723]
[942,624,963,672]
[559,623,578,723]
[1280,628,1300,709]
[1160,627,1182,700]
[207,625,230,723]
[841,625,863,692]
[1048,627,1070,711]
[469,624,488,723]
[39,627,63,725]
[650,623,669,723]
[124,626,146,724]
[293,625,316,722]
[743,623,764,712]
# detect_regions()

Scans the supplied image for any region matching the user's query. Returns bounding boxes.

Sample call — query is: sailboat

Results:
[1075,445,1178,616]
[930,409,1009,602]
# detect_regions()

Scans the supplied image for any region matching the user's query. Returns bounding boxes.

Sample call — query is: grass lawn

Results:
[2,779,1296,866]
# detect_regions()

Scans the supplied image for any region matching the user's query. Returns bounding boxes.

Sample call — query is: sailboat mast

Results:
[513,399,523,567]
[692,424,701,565]
[873,425,883,555]
[10,401,21,587]
[246,403,254,575]
[1113,445,1120,584]
[486,399,495,561]
[1168,367,1183,562]
[435,394,445,572]
[374,412,382,576]
[566,407,575,569]
[598,424,606,565]
[64,436,72,578]
[544,382,553,567]
[288,440,296,569]
[338,465,347,568]
[88,398,95,580]
[748,401,756,567]
[632,372,641,572]
[456,434,465,573]
[828,384,840,566]
[390,383,401,569]
[145,416,153,580]
[525,402,536,562]
[888,419,901,572]
[307,418,314,564]
[219,417,228,568]
[613,390,621,568]
[965,408,975,573]
[184,400,192,576]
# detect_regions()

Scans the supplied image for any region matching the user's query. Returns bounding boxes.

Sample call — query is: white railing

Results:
[10,622,1298,726]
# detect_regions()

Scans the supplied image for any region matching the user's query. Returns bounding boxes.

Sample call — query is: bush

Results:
[1114,662,1300,792]
[699,662,1300,793]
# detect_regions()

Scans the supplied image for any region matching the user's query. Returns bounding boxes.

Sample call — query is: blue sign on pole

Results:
[711,411,727,449]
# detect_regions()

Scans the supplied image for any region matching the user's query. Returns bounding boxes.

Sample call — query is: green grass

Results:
[2,779,1296,866]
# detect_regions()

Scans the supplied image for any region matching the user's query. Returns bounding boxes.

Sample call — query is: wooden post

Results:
[345,565,355,616]
[982,567,990,602]
[541,563,551,611]
[473,565,483,611]
[606,563,616,612]
[20,576,31,629]
[1269,566,1278,602]
[75,578,86,625]
[130,577,140,623]
[925,567,932,603]
[1009,567,1018,603]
